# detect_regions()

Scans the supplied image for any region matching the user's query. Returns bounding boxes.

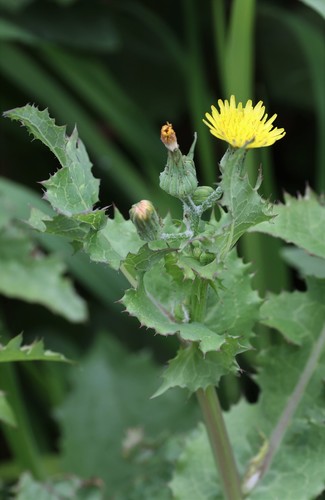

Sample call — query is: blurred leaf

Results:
[0,391,16,427]
[0,224,87,322]
[281,247,325,279]
[0,177,127,308]
[0,0,33,11]
[8,2,120,51]
[0,334,70,364]
[57,335,199,496]
[250,189,325,258]
[299,0,325,19]
[14,472,104,500]
[0,17,37,42]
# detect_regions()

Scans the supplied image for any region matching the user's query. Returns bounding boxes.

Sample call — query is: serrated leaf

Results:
[123,243,177,276]
[213,148,273,257]
[57,335,199,496]
[153,340,246,397]
[250,188,325,259]
[4,105,100,216]
[204,250,261,338]
[14,472,104,500]
[0,391,17,427]
[0,225,87,322]
[0,334,70,363]
[122,274,223,353]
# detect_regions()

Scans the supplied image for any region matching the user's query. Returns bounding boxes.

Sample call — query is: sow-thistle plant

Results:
[4,96,325,500]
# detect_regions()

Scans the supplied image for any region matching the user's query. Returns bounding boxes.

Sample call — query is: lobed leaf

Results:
[4,105,100,216]
[250,188,325,259]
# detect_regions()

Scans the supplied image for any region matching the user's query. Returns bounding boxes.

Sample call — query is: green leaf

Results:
[170,280,325,499]
[4,105,100,216]
[281,247,325,279]
[0,225,87,322]
[57,335,198,496]
[0,391,16,427]
[14,472,104,500]
[204,250,261,339]
[213,148,273,258]
[250,189,325,258]
[122,271,223,353]
[153,340,246,397]
[0,334,70,363]
[84,209,143,269]
[169,423,220,500]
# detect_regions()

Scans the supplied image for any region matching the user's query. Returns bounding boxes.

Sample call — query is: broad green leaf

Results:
[170,281,325,499]
[14,472,103,500]
[204,250,261,339]
[250,189,325,258]
[0,18,37,43]
[0,334,70,363]
[212,148,273,258]
[0,224,87,322]
[57,335,199,496]
[281,247,325,279]
[4,105,100,216]
[84,209,144,269]
[0,391,16,427]
[123,249,260,357]
[122,266,223,353]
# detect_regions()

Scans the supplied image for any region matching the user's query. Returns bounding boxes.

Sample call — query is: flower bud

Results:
[160,124,198,199]
[129,200,161,241]
[192,186,215,205]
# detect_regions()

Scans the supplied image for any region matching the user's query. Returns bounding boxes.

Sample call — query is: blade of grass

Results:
[183,0,216,186]
[0,323,46,479]
[211,0,226,94]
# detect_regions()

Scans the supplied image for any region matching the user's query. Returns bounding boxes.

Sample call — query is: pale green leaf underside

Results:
[0,334,70,363]
[250,189,325,259]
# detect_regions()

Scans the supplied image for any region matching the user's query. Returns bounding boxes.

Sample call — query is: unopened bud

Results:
[129,200,161,241]
[192,186,215,205]
[160,126,198,199]
[161,122,179,152]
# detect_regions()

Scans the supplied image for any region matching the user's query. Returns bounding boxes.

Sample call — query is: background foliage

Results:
[0,0,324,498]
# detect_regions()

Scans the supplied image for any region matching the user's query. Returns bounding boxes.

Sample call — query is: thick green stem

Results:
[191,278,242,499]
[197,387,243,500]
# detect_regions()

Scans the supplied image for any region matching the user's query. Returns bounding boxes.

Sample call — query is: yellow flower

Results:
[203,95,286,148]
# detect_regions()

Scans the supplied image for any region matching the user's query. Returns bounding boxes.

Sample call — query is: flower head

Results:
[161,122,179,151]
[203,95,285,148]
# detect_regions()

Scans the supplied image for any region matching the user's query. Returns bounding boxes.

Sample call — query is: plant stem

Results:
[190,278,242,499]
[197,387,243,500]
